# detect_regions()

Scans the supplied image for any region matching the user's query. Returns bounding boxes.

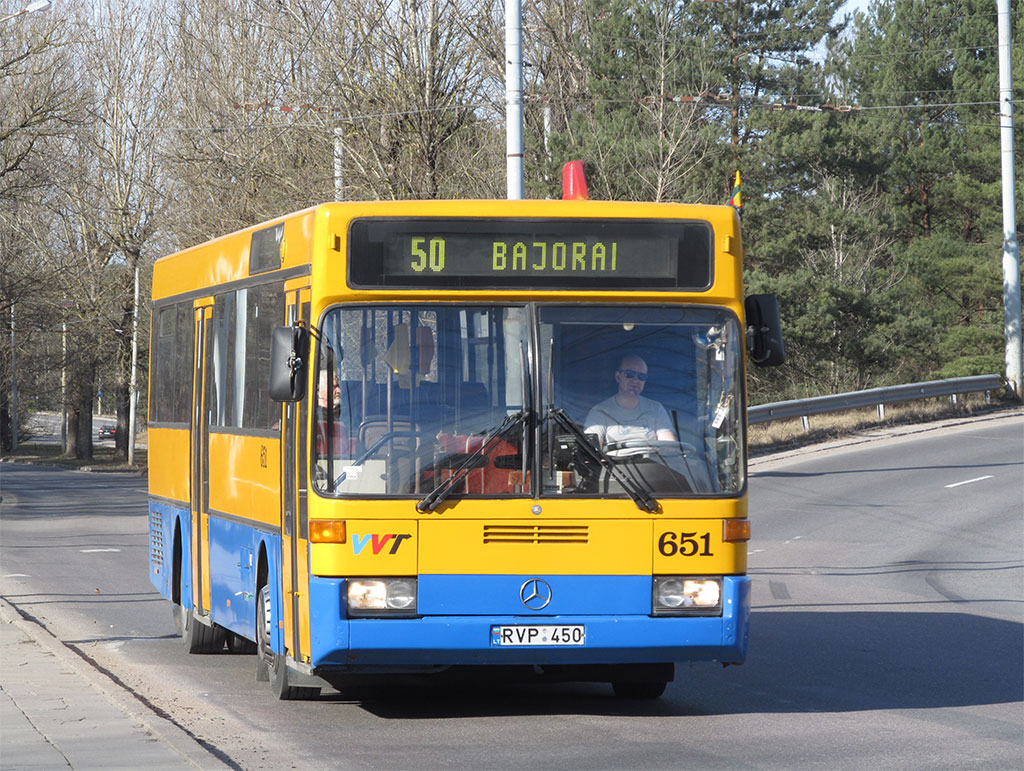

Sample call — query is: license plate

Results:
[490,625,586,647]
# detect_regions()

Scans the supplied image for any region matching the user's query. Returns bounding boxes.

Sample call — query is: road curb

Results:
[0,597,233,771]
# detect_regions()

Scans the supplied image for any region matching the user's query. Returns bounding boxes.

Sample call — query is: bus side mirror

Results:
[269,325,310,402]
[745,294,786,368]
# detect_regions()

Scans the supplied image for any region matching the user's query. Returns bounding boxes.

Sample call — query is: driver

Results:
[583,354,676,452]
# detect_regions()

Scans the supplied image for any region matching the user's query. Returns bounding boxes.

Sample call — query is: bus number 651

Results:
[658,531,713,557]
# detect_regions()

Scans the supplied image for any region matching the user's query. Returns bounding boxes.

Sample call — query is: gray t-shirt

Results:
[584,395,674,449]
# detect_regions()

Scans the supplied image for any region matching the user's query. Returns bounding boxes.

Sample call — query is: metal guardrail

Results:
[748,374,1006,425]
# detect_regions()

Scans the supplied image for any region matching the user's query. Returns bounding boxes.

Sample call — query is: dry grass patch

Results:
[748,393,1018,455]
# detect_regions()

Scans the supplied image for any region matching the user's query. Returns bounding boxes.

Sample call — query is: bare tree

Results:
[79,0,170,459]
[328,0,497,198]
[14,0,172,460]
[0,9,81,450]
[162,0,336,241]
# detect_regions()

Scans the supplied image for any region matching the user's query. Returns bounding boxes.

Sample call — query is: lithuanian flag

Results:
[728,171,742,216]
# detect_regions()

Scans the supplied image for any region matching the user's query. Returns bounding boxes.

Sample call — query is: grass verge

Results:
[1,440,147,471]
[748,393,1019,456]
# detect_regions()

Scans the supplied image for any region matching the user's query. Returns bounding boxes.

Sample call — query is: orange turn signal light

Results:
[309,520,347,544]
[723,519,751,543]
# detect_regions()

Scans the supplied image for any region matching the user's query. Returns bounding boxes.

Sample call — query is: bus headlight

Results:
[347,578,418,617]
[652,577,722,615]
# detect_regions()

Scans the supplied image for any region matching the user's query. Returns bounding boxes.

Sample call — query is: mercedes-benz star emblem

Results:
[519,578,552,610]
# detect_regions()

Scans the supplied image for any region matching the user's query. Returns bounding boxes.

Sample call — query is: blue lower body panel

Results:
[307,574,750,673]
[148,499,189,603]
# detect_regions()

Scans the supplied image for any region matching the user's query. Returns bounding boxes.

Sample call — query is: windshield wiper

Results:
[416,410,529,513]
[546,407,659,513]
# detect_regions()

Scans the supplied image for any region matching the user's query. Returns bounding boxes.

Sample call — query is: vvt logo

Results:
[351,533,412,556]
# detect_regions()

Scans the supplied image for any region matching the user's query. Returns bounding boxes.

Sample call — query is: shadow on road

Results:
[318,610,1022,719]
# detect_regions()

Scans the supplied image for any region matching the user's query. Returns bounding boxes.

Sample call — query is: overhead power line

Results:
[2,93,1020,135]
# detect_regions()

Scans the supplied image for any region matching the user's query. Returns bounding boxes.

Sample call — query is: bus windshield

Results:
[539,305,744,499]
[311,303,743,500]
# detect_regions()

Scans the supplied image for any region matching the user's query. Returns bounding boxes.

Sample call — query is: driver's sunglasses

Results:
[618,369,648,381]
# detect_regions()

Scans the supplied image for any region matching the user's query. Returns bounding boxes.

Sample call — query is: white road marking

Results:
[944,475,994,489]
[2,574,31,578]
[80,548,121,553]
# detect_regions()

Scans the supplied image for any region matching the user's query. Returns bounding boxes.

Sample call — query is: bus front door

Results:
[181,299,220,652]
[280,291,312,664]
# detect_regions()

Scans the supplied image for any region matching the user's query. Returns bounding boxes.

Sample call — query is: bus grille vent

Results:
[483,524,588,545]
[150,510,164,569]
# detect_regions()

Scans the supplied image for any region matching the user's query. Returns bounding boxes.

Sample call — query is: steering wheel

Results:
[605,439,697,456]
[333,430,427,488]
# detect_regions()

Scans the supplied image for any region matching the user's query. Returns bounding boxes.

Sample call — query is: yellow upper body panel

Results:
[151,208,318,301]
[148,427,190,503]
[310,199,742,316]
[207,432,281,528]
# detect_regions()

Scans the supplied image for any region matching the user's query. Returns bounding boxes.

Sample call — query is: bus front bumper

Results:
[307,575,750,672]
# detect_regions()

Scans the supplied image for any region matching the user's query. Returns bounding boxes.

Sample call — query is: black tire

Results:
[257,585,319,700]
[178,601,225,654]
[226,632,258,655]
[174,528,224,654]
[255,584,271,682]
[270,654,320,701]
[612,680,667,699]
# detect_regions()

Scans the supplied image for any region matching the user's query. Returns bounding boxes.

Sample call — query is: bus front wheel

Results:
[257,585,320,700]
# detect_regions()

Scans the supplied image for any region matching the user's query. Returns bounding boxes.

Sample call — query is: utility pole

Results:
[505,0,523,200]
[10,305,17,451]
[127,263,140,465]
[334,127,344,201]
[997,0,1021,399]
[61,315,67,453]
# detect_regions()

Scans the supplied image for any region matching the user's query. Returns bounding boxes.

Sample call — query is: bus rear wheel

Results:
[177,602,225,653]
[257,585,320,700]
[175,563,225,654]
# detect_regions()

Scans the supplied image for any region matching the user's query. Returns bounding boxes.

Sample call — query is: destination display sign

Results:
[347,217,713,291]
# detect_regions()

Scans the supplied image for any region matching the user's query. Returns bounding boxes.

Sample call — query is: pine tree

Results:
[831,0,1020,380]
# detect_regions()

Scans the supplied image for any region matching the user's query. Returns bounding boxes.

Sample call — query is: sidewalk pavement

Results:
[0,599,229,770]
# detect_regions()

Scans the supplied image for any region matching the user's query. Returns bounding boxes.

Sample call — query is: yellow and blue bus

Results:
[147,180,784,699]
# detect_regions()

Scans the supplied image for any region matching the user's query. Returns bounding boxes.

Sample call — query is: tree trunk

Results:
[68,362,96,461]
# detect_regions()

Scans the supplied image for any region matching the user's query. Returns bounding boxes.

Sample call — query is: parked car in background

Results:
[98,425,116,439]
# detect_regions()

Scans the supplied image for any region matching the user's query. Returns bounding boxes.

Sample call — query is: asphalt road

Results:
[18,411,116,446]
[1,412,1021,770]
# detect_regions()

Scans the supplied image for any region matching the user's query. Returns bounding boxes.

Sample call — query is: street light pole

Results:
[0,1,52,24]
[505,0,523,200]
[127,263,139,465]
[997,0,1022,400]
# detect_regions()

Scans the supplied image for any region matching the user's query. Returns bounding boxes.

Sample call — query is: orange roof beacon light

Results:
[562,161,590,200]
